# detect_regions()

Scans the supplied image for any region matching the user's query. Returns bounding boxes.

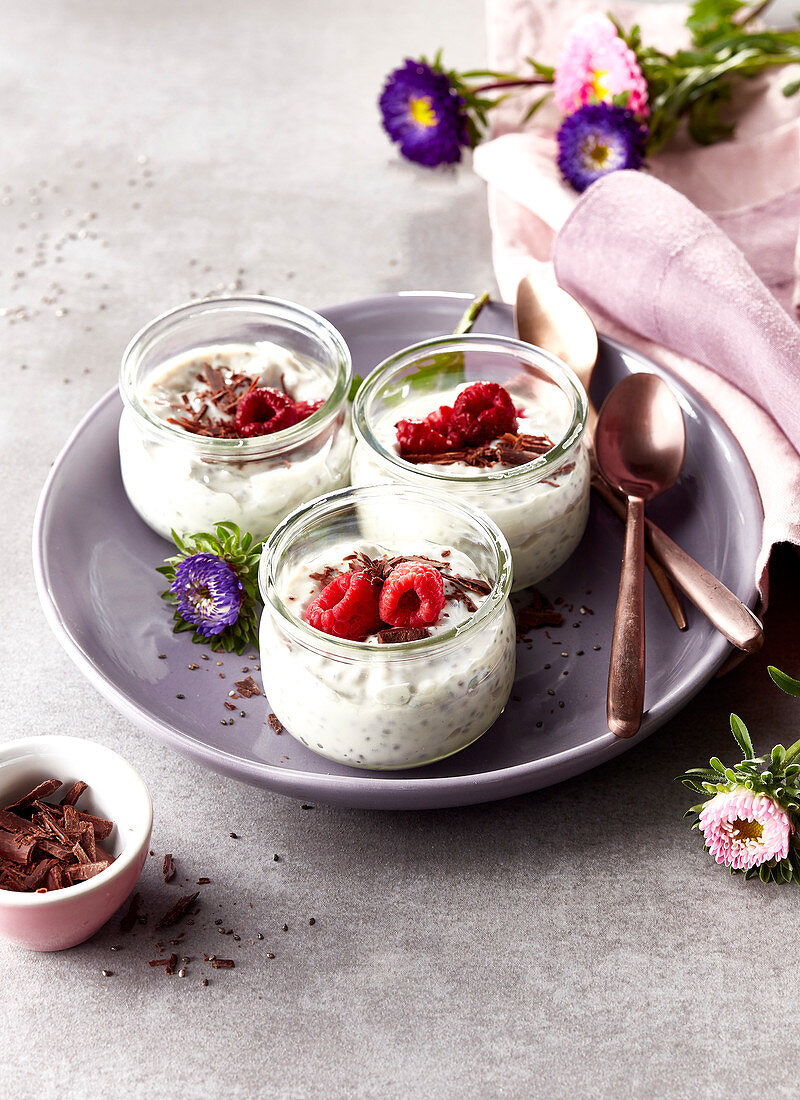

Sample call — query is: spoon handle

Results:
[644,520,764,653]
[608,495,646,738]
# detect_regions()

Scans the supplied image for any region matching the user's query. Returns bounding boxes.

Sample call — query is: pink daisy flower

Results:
[699,787,793,871]
[554,13,649,119]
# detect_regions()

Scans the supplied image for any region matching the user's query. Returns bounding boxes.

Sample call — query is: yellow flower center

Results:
[591,69,611,100]
[583,136,610,168]
[409,96,438,128]
[730,817,764,842]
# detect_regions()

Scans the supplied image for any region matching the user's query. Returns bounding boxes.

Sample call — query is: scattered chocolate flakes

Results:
[154,891,199,929]
[211,958,235,969]
[148,958,169,967]
[163,853,176,883]
[197,877,211,885]
[224,701,236,712]
[164,953,178,976]
[515,590,565,639]
[234,676,261,698]
[268,713,284,734]
[376,627,431,644]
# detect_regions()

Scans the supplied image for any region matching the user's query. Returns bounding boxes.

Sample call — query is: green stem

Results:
[468,77,553,94]
[454,292,491,334]
[783,738,800,769]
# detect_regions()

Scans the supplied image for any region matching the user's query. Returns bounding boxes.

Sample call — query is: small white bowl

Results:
[0,735,153,951]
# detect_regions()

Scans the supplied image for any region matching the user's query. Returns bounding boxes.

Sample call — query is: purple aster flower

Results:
[379,59,471,167]
[556,103,647,192]
[169,553,242,637]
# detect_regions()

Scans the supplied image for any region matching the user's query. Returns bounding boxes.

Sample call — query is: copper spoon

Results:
[594,374,686,738]
[514,274,686,629]
[514,275,764,657]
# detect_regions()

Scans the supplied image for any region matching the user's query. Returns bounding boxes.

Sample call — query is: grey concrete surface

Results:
[3,1,800,1097]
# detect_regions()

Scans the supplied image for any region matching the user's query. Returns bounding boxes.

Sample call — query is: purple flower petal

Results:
[169,553,243,637]
[379,59,470,167]
[556,103,647,192]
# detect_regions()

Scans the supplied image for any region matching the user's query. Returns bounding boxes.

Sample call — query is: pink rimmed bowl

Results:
[0,736,153,951]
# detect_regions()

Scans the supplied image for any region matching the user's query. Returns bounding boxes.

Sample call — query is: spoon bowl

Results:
[594,373,686,500]
[514,274,598,395]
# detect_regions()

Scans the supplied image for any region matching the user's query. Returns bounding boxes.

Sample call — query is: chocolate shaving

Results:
[154,891,199,929]
[211,959,235,969]
[59,780,88,807]
[515,590,564,638]
[0,831,36,865]
[268,713,284,734]
[5,778,62,811]
[163,853,176,883]
[376,627,431,644]
[234,676,261,698]
[400,430,554,468]
[164,953,179,976]
[148,958,169,967]
[69,860,110,882]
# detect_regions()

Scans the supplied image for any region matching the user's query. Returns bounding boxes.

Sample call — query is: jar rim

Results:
[351,333,587,487]
[119,296,352,458]
[258,484,514,658]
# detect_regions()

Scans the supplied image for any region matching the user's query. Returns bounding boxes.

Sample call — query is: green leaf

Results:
[783,77,800,96]
[730,713,754,759]
[520,92,552,124]
[769,665,800,698]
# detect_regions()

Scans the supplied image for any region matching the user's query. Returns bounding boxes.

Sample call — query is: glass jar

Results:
[258,485,516,770]
[118,296,354,542]
[350,334,589,590]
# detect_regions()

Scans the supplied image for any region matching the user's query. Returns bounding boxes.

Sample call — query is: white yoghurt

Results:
[119,342,353,541]
[260,540,516,770]
[351,382,590,590]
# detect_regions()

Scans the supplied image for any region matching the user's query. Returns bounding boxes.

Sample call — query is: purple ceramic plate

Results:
[32,293,762,810]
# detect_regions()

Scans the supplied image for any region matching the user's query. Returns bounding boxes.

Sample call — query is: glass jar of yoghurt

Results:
[350,334,590,591]
[258,484,516,770]
[119,297,354,542]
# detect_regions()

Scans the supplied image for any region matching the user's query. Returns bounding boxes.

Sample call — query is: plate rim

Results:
[31,293,764,807]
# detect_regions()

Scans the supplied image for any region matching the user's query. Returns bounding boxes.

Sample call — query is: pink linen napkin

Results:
[473,0,800,594]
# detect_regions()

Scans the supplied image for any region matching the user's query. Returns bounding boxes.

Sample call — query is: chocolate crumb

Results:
[101,970,114,977]
[202,978,209,986]
[163,854,176,883]
[154,892,199,929]
[197,877,210,885]
[376,627,431,644]
[165,953,178,976]
[234,676,260,698]
[211,959,235,969]
[268,713,284,734]
[308,918,316,926]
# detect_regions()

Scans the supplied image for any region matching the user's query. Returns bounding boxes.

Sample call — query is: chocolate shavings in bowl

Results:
[0,779,115,893]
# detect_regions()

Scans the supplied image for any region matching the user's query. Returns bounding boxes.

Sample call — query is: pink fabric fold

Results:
[474,0,800,593]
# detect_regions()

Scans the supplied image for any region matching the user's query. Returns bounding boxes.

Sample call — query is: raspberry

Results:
[425,404,464,448]
[305,571,382,641]
[378,563,445,629]
[291,399,324,420]
[396,418,450,456]
[452,382,517,445]
[235,387,296,437]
